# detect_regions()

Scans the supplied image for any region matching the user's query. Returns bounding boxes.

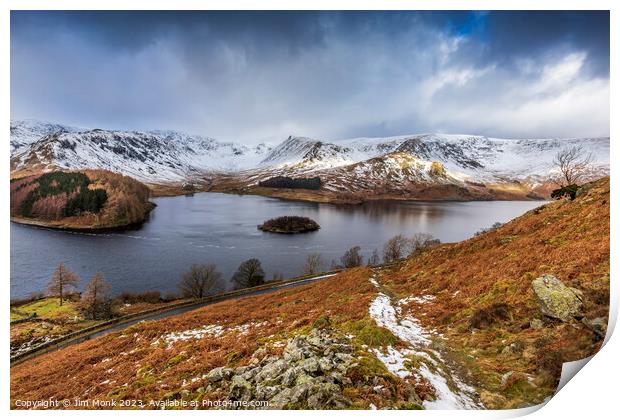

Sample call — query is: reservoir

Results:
[10,193,545,299]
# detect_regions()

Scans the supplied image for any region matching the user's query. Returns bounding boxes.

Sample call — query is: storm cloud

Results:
[10,11,610,143]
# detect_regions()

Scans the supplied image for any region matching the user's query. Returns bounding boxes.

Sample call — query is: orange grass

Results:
[377,177,610,407]
[11,268,375,405]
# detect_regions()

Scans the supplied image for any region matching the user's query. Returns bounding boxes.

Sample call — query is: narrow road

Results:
[10,273,337,366]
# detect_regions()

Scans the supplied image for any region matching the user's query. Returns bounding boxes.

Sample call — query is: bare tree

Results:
[409,233,440,255]
[383,235,410,263]
[47,262,80,306]
[81,272,112,320]
[367,248,381,266]
[232,258,265,289]
[179,264,222,299]
[553,146,593,186]
[272,272,284,281]
[340,246,363,268]
[302,253,324,275]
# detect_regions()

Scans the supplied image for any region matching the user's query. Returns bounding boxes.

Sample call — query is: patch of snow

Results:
[372,346,413,378]
[368,276,481,409]
[370,293,430,346]
[398,295,436,306]
[11,335,56,358]
[152,321,269,349]
[153,325,225,348]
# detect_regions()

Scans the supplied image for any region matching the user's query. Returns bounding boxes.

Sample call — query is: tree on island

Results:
[179,264,222,299]
[47,262,80,306]
[303,253,324,275]
[232,258,265,289]
[80,272,113,320]
[258,216,320,234]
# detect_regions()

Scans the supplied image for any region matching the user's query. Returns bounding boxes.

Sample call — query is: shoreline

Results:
[150,184,548,205]
[10,202,156,233]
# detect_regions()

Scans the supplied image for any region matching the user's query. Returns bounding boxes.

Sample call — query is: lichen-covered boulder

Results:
[229,375,253,400]
[531,274,583,321]
[254,359,288,382]
[206,366,234,383]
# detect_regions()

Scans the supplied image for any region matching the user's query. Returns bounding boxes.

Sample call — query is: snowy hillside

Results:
[10,120,83,153]
[259,135,399,171]
[10,121,271,182]
[252,133,610,190]
[10,120,609,191]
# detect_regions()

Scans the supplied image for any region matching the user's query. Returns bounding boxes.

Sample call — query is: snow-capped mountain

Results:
[10,121,272,182]
[10,120,83,153]
[258,135,399,171]
[251,134,609,190]
[10,120,610,199]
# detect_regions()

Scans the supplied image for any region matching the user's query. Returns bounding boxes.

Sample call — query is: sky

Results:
[11,11,610,143]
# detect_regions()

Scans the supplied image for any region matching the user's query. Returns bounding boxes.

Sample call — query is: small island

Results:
[258,216,320,234]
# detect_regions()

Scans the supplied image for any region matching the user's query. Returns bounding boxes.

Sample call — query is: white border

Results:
[3,2,616,420]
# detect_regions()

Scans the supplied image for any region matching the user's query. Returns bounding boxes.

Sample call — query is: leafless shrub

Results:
[302,253,324,275]
[232,258,265,289]
[475,222,504,236]
[340,246,363,268]
[383,234,410,263]
[383,233,440,262]
[553,146,593,186]
[367,249,381,266]
[179,264,223,299]
[409,233,440,255]
[80,272,114,320]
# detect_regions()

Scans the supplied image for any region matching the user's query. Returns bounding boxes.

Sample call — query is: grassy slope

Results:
[10,297,100,357]
[10,298,80,322]
[379,177,610,407]
[10,297,186,356]
[10,178,609,409]
[10,269,379,404]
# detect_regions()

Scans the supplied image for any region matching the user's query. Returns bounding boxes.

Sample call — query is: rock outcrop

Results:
[531,275,583,322]
[201,327,421,409]
[202,328,357,409]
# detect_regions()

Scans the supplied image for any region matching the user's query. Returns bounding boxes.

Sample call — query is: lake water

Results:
[10,192,545,299]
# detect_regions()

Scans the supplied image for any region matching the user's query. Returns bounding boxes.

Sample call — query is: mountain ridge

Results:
[10,120,610,202]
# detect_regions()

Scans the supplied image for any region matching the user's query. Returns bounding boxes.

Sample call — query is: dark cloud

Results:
[10,11,609,142]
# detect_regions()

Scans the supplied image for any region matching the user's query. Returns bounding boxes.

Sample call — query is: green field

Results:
[10,298,80,322]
